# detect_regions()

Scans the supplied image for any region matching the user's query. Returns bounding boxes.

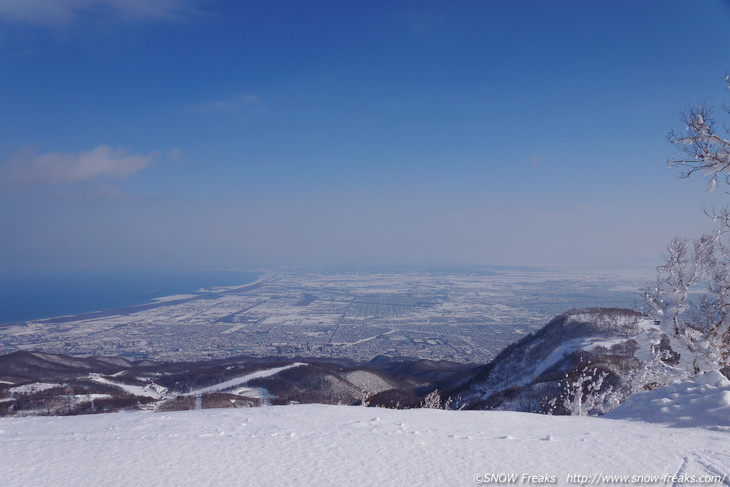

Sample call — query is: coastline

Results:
[0,270,264,326]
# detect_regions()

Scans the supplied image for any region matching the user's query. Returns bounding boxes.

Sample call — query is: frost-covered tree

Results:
[421,389,456,410]
[555,368,625,416]
[643,74,730,374]
[667,74,730,189]
[422,389,442,409]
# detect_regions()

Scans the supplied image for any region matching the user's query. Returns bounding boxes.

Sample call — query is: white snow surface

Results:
[88,374,168,399]
[70,393,113,404]
[186,362,305,396]
[345,370,395,395]
[1,404,728,487]
[9,382,61,394]
[529,338,586,381]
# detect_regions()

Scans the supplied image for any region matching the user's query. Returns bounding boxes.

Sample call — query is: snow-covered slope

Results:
[1,403,728,487]
[606,370,730,429]
[453,308,670,414]
[184,362,306,396]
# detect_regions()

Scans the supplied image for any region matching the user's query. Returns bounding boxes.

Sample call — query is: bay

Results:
[0,269,261,324]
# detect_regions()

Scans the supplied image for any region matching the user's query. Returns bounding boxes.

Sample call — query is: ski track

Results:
[186,362,306,396]
[672,456,689,487]
[691,451,730,486]
[87,374,167,399]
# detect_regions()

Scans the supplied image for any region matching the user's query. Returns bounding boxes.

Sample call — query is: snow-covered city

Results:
[0,267,648,362]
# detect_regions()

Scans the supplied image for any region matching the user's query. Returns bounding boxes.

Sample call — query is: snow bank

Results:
[1,405,728,487]
[607,371,730,429]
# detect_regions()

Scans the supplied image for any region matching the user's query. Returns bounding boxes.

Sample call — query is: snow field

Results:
[1,404,728,487]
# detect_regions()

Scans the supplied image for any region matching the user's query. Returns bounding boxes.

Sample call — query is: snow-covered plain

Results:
[1,268,650,363]
[1,403,728,487]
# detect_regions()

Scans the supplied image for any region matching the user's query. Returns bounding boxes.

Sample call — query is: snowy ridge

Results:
[563,312,643,333]
[0,351,131,383]
[453,308,670,413]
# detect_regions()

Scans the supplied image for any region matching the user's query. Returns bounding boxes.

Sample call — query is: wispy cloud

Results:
[0,0,206,25]
[0,145,158,186]
[187,93,263,115]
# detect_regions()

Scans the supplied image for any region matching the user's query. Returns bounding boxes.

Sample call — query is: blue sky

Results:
[1,0,729,272]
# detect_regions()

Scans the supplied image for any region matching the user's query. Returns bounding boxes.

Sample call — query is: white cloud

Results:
[0,145,158,185]
[0,0,204,24]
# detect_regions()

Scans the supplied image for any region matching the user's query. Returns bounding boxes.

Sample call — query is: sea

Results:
[0,269,261,324]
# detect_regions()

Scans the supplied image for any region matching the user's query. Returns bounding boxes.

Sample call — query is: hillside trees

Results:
[643,75,730,373]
